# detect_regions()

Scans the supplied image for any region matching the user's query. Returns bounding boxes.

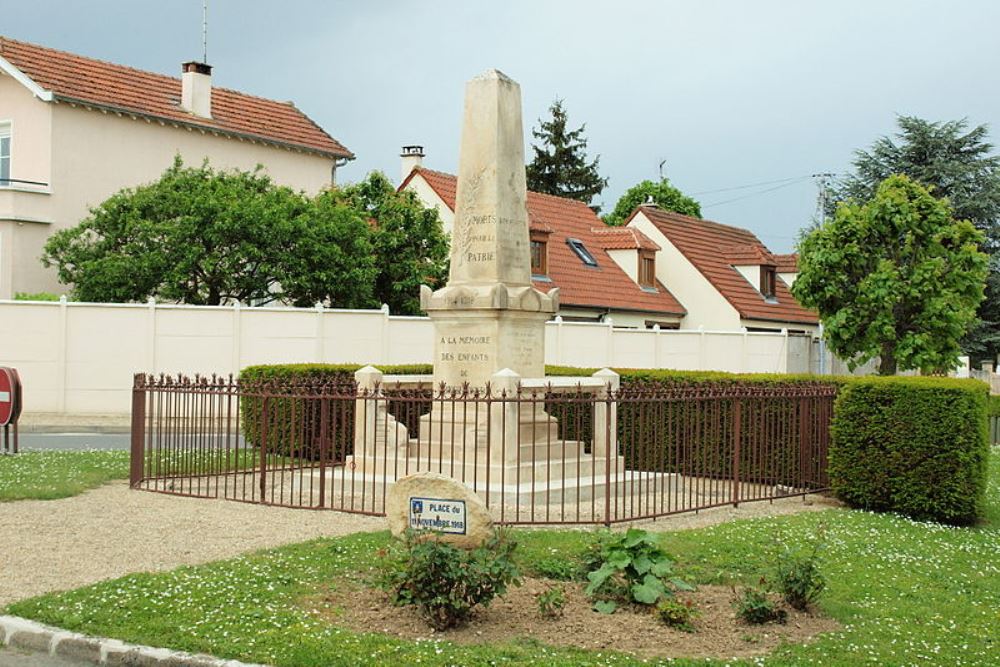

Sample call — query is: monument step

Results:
[345,453,627,483]
[321,466,682,506]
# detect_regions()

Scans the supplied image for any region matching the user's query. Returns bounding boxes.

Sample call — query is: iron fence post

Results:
[732,398,741,507]
[260,397,269,502]
[129,378,146,487]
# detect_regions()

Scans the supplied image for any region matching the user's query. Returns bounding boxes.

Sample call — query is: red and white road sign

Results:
[0,367,21,427]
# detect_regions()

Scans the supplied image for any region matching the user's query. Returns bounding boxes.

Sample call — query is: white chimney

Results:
[181,61,213,119]
[400,145,425,182]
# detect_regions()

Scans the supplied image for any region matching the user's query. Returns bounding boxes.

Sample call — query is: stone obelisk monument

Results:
[420,70,558,393]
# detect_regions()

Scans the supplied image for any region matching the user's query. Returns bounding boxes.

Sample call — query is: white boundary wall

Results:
[0,300,812,415]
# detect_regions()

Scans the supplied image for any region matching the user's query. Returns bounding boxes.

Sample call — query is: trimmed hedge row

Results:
[240,363,433,460]
[829,377,990,526]
[237,363,992,524]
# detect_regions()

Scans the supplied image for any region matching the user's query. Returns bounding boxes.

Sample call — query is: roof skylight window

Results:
[567,238,598,267]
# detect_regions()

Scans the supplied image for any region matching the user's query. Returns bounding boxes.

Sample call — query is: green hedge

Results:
[240,363,433,459]
[238,363,840,488]
[829,377,990,525]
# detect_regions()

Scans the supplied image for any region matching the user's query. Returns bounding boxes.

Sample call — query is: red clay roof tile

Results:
[773,253,799,273]
[633,206,818,325]
[0,36,352,159]
[591,227,661,251]
[405,168,686,318]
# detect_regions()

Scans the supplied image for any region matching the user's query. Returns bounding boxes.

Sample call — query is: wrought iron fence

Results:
[130,373,837,526]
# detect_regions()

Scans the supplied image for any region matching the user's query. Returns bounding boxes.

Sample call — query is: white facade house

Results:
[0,36,354,299]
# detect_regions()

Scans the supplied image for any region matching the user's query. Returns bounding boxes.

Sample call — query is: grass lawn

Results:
[0,448,288,502]
[0,450,129,501]
[6,450,998,666]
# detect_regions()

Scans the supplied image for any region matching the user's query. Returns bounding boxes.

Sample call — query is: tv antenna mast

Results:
[812,172,835,226]
[202,0,209,63]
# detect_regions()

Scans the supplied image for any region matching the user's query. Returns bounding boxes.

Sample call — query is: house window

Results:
[530,239,547,275]
[567,238,598,267]
[0,124,10,186]
[638,251,656,288]
[760,266,776,299]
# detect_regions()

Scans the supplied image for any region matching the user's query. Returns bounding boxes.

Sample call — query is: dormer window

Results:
[567,238,598,267]
[760,265,776,299]
[638,250,656,288]
[530,234,548,276]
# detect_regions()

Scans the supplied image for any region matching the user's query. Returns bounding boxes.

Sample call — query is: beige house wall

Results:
[0,74,54,299]
[0,73,339,299]
[627,211,742,330]
[405,172,455,234]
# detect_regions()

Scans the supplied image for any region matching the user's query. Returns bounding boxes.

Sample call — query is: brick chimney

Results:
[400,145,425,182]
[181,61,213,119]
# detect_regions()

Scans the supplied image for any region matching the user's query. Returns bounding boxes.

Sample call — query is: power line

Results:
[689,175,813,196]
[702,177,813,208]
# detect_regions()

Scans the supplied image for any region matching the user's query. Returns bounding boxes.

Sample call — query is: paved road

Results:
[0,647,87,666]
[16,433,129,451]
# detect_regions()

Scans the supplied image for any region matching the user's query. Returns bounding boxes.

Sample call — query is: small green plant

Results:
[533,557,579,581]
[374,530,521,630]
[775,531,826,611]
[732,584,787,625]
[583,528,692,613]
[535,583,567,619]
[656,596,699,632]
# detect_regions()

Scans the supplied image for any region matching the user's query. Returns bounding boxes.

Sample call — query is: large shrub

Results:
[829,377,990,525]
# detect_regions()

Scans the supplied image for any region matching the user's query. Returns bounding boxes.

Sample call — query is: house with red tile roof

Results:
[401,149,817,332]
[0,36,352,299]
[401,160,687,328]
[626,206,818,332]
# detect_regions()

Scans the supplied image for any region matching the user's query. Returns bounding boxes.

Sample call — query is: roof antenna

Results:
[202,0,209,63]
[658,159,666,181]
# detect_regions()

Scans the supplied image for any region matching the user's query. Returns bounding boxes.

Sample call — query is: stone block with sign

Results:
[386,472,494,549]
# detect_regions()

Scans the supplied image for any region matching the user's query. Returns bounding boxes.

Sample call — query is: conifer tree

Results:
[526,99,608,210]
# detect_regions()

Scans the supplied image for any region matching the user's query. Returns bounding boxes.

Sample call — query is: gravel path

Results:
[0,482,838,609]
[0,481,383,608]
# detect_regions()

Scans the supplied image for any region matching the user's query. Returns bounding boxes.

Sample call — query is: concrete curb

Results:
[0,616,269,667]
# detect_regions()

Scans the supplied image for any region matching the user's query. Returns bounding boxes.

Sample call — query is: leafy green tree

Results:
[526,99,608,210]
[603,178,701,226]
[833,116,1000,362]
[793,175,987,375]
[42,157,375,307]
[324,172,448,315]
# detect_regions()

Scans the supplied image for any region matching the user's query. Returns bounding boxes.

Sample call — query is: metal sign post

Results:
[0,367,22,454]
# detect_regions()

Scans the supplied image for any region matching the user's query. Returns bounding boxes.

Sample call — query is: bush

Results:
[656,596,699,632]
[829,377,990,525]
[239,363,433,459]
[535,584,566,619]
[374,530,520,631]
[732,585,787,625]
[583,528,692,613]
[774,532,826,611]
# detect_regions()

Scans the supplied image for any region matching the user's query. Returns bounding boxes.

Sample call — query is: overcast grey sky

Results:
[4,0,999,252]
